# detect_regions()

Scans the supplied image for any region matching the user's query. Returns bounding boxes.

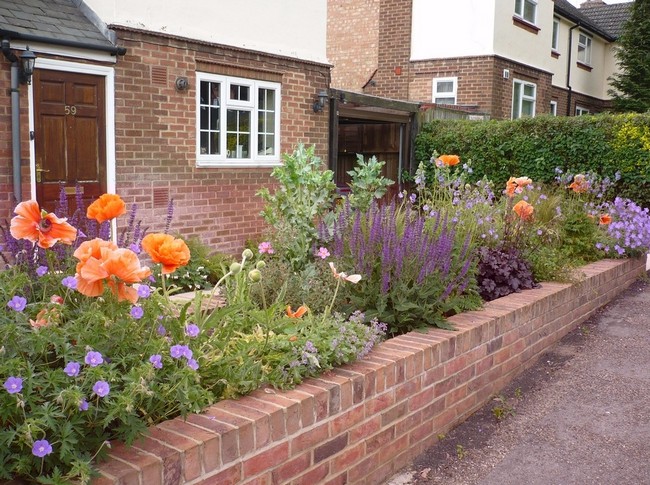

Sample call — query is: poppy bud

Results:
[229,262,242,275]
[242,249,254,260]
[248,269,262,282]
[256,260,266,269]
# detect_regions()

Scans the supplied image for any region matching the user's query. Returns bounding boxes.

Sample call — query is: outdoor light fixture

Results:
[312,90,328,113]
[20,47,36,85]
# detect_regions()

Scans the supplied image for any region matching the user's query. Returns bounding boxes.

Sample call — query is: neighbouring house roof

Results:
[553,0,617,41]
[0,0,121,53]
[580,2,633,38]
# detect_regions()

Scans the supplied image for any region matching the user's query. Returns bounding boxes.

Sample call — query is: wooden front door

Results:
[33,69,106,215]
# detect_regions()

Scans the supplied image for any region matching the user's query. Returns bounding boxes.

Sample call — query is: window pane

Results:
[523,84,535,97]
[523,0,535,22]
[210,132,219,154]
[200,105,209,130]
[513,82,521,119]
[552,20,559,49]
[515,0,523,14]
[578,45,586,62]
[522,99,534,117]
[258,134,275,155]
[435,97,455,105]
[226,110,251,158]
[210,107,220,130]
[437,81,454,93]
[230,84,250,102]
[200,132,209,155]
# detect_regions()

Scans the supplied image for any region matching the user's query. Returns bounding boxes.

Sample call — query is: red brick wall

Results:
[92,257,646,484]
[327,0,380,92]
[0,30,330,255]
[551,85,610,117]
[364,0,413,100]
[112,28,330,255]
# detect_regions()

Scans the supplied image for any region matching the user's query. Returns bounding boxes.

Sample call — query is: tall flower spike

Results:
[10,200,77,249]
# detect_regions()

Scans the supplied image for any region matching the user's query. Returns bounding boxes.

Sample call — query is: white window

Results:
[197,73,281,167]
[515,0,537,24]
[432,77,457,105]
[512,79,536,119]
[577,32,592,65]
[552,17,560,51]
[576,106,590,116]
[550,100,558,116]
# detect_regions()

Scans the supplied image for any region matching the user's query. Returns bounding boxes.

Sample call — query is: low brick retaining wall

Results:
[93,258,645,485]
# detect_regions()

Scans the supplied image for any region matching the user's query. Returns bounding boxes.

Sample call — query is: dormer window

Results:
[515,0,537,25]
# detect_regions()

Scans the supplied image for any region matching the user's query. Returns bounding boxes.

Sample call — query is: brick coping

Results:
[81,258,646,483]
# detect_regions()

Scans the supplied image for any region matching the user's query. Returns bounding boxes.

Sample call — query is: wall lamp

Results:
[312,90,328,113]
[20,47,36,85]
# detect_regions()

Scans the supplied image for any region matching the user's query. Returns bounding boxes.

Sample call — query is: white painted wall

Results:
[411,0,496,60]
[83,0,328,63]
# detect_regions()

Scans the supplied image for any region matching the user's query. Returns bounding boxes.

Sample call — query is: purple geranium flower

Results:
[32,439,53,458]
[84,351,103,367]
[149,354,163,369]
[92,380,110,398]
[36,265,49,277]
[3,376,23,394]
[170,344,185,359]
[185,324,200,338]
[7,296,27,312]
[62,276,77,290]
[64,362,81,377]
[187,358,199,370]
[157,324,167,336]
[130,306,144,319]
[79,399,89,411]
[137,285,151,298]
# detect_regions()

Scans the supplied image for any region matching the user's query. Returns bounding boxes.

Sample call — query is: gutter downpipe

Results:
[2,39,22,203]
[566,23,580,117]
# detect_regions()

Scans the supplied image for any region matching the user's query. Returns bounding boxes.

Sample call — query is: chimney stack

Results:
[580,0,606,8]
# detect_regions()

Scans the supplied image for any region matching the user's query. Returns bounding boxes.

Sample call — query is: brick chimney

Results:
[580,0,606,8]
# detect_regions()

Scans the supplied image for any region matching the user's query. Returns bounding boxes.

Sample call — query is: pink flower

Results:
[315,247,330,259]
[328,262,362,284]
[258,241,274,254]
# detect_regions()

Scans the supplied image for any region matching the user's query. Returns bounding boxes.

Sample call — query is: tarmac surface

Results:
[385,277,650,485]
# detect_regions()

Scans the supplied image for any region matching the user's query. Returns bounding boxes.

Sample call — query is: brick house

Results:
[1,0,330,254]
[327,0,632,120]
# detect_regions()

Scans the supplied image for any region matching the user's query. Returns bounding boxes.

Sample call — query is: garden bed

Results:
[88,257,645,485]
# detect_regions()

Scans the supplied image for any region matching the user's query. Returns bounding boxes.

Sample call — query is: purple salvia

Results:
[56,184,69,218]
[118,203,138,247]
[98,221,111,241]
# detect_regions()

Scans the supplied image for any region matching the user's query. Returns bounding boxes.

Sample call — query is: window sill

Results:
[196,159,281,169]
[512,16,540,34]
[576,61,592,72]
[551,50,560,59]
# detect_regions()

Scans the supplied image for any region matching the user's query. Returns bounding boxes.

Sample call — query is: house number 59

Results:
[64,105,77,115]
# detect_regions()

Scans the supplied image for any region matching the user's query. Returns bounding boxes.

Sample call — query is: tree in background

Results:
[609,0,650,112]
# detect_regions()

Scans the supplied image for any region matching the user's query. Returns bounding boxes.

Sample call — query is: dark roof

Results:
[580,2,633,38]
[0,0,120,53]
[553,0,617,41]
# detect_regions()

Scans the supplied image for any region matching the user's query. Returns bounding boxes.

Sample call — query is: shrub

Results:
[476,246,536,301]
[346,154,394,211]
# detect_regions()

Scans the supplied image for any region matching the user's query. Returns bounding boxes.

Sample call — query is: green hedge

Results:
[415,113,650,207]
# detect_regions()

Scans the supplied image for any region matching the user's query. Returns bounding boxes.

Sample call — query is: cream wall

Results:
[82,0,328,63]
[492,0,556,73]
[410,0,496,60]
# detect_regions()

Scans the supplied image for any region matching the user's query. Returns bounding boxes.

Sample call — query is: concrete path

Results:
[385,278,650,485]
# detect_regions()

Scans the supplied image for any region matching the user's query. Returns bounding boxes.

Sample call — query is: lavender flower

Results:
[92,380,110,398]
[85,351,104,367]
[7,296,26,312]
[149,354,163,369]
[32,439,53,458]
[3,376,22,394]
[130,306,144,319]
[64,362,81,377]
[62,276,77,290]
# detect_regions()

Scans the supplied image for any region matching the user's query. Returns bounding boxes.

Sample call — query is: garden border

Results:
[91,257,646,485]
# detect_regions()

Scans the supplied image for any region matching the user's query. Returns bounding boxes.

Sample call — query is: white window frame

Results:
[512,79,537,120]
[432,77,457,105]
[577,32,592,65]
[515,0,537,25]
[196,73,281,167]
[576,106,590,116]
[552,17,560,51]
[550,100,558,116]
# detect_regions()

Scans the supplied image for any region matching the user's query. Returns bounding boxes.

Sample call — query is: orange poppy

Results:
[513,176,532,187]
[286,305,308,318]
[599,214,612,225]
[568,174,589,193]
[141,233,191,274]
[513,200,534,221]
[74,238,151,302]
[10,200,77,249]
[30,309,49,328]
[438,154,460,167]
[86,194,127,223]
[505,176,532,198]
[505,177,517,198]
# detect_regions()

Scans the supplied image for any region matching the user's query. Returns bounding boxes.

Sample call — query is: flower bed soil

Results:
[80,258,645,484]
